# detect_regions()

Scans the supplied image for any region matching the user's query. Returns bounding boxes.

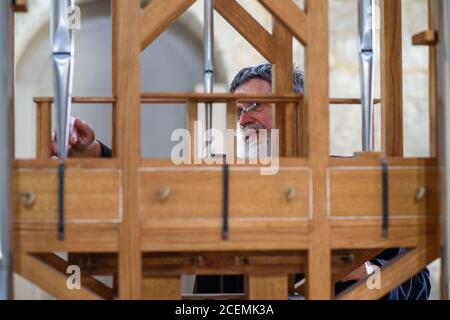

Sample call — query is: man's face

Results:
[235,78,273,158]
[235,78,273,133]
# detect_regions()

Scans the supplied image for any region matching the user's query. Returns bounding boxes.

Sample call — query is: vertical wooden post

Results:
[305,0,331,299]
[428,0,437,157]
[381,0,404,157]
[35,101,52,159]
[187,99,197,161]
[112,0,142,299]
[273,21,296,157]
[227,99,237,159]
[245,274,288,300]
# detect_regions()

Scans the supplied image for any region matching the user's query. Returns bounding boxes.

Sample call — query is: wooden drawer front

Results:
[14,169,121,223]
[139,168,311,220]
[329,167,438,218]
[139,169,222,219]
[229,169,310,218]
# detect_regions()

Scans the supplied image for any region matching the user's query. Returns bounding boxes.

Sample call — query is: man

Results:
[52,64,430,299]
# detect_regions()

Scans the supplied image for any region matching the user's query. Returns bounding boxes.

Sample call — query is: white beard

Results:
[236,127,272,159]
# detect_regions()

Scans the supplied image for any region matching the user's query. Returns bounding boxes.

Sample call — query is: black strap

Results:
[57,161,65,241]
[222,163,229,241]
[381,159,389,238]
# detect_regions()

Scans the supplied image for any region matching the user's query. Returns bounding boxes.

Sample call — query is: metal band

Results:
[381,159,389,238]
[222,163,229,241]
[58,161,65,241]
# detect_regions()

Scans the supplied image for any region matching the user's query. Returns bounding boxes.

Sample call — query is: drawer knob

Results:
[415,186,427,200]
[159,186,171,202]
[20,192,37,208]
[286,187,296,202]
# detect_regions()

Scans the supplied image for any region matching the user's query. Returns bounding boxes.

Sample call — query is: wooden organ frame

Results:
[12,0,441,300]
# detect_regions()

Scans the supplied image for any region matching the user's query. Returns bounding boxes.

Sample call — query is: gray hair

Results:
[229,63,304,93]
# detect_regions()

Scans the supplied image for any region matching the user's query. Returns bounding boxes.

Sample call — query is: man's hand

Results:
[341,262,371,282]
[51,117,101,158]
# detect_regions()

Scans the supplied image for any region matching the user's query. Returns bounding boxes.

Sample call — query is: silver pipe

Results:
[51,0,75,240]
[51,0,74,160]
[436,0,450,300]
[0,0,14,300]
[358,0,376,151]
[204,0,214,156]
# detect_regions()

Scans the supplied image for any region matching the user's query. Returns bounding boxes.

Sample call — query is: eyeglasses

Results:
[236,102,261,121]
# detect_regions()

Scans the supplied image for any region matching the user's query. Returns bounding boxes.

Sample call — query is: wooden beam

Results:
[33,254,115,299]
[428,0,438,157]
[14,253,103,300]
[35,101,52,159]
[273,21,294,157]
[186,99,197,162]
[112,0,142,300]
[337,244,439,300]
[214,0,275,63]
[14,0,27,12]
[140,0,196,51]
[332,250,383,284]
[381,0,404,157]
[271,18,300,158]
[412,30,437,46]
[35,93,304,104]
[305,0,331,299]
[259,0,308,46]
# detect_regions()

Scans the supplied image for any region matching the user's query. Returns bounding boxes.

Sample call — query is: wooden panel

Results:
[141,219,310,252]
[259,0,308,45]
[140,0,196,51]
[331,224,437,249]
[329,167,439,218]
[245,274,288,300]
[329,157,437,168]
[13,223,118,252]
[428,0,437,157]
[13,169,121,222]
[214,0,275,63]
[381,0,404,156]
[139,169,221,219]
[230,169,310,218]
[139,168,310,219]
[142,277,181,300]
